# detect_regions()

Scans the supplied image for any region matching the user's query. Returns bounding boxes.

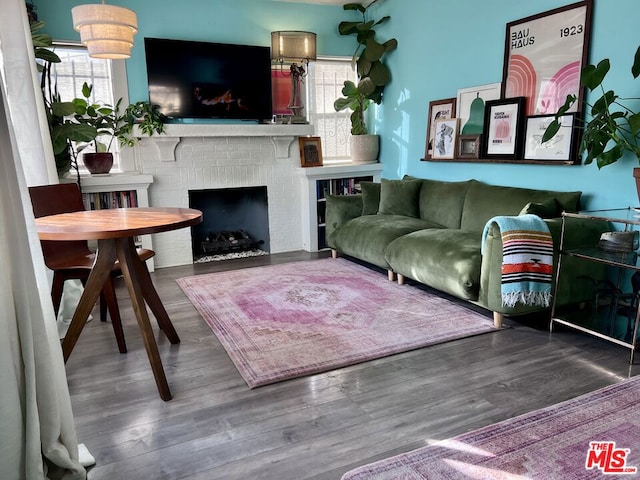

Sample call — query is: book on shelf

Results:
[83,190,139,211]
[315,176,370,200]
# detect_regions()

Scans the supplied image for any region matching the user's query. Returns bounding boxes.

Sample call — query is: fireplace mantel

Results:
[137,123,314,161]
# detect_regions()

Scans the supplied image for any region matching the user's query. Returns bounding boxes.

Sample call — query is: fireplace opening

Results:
[189,186,270,262]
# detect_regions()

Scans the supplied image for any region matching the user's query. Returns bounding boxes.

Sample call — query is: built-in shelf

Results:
[61,172,153,192]
[298,162,384,251]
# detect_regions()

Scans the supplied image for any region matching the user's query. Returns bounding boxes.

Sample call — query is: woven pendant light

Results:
[72,2,138,59]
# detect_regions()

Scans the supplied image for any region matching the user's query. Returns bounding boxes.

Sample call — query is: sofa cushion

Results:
[384,229,482,300]
[418,178,472,228]
[460,180,581,232]
[331,214,440,269]
[519,198,560,218]
[361,181,381,215]
[377,178,422,218]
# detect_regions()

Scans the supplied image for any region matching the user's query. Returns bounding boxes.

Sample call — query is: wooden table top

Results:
[35,207,203,241]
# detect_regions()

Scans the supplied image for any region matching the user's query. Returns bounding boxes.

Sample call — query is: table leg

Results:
[61,239,117,362]
[132,249,180,344]
[115,237,172,401]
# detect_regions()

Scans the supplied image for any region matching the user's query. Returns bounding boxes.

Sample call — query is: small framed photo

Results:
[457,134,482,159]
[432,118,459,160]
[299,136,323,167]
[482,97,526,159]
[424,98,456,160]
[524,114,577,163]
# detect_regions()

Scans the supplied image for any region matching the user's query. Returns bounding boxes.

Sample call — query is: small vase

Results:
[83,152,113,175]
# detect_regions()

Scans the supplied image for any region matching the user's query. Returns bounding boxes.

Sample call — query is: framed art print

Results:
[482,97,526,160]
[501,0,593,116]
[456,83,501,136]
[524,114,576,162]
[432,118,459,160]
[424,98,456,160]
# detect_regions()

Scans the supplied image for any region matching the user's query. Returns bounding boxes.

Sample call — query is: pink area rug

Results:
[177,258,497,388]
[341,375,640,479]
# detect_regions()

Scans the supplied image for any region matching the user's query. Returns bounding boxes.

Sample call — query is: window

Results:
[48,43,132,172]
[307,57,357,163]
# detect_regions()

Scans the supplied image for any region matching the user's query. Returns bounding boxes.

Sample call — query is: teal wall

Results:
[371,0,639,209]
[33,0,640,209]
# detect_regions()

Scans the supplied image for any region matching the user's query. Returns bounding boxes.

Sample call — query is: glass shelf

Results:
[564,248,640,270]
[551,208,640,363]
[565,207,640,226]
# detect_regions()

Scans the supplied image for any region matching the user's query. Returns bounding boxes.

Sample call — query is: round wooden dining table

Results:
[36,207,202,401]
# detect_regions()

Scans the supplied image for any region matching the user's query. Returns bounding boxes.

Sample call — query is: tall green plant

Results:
[543,46,640,169]
[333,2,398,135]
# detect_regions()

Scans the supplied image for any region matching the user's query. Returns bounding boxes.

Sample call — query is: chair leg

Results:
[102,277,127,353]
[51,274,65,317]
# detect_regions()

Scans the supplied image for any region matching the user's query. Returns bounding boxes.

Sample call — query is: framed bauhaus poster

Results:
[501,1,593,116]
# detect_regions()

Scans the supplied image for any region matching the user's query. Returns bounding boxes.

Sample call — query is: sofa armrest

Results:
[325,194,363,248]
[478,216,610,316]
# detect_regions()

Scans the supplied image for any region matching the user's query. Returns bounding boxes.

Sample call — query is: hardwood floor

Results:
[65,251,640,479]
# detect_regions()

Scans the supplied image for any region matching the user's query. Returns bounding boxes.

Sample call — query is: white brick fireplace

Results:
[133,123,314,268]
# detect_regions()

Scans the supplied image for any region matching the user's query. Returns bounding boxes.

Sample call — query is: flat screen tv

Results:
[144,37,272,121]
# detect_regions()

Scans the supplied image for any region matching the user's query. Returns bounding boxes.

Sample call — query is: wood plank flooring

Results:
[65,251,640,479]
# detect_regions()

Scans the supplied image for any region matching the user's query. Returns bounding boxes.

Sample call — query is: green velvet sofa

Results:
[325,177,609,327]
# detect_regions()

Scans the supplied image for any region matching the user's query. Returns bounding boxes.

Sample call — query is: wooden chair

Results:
[29,183,155,353]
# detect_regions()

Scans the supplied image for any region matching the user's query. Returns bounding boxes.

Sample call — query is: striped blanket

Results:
[481,214,554,308]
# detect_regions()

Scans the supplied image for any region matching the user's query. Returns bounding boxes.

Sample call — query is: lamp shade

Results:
[72,3,138,59]
[271,31,317,63]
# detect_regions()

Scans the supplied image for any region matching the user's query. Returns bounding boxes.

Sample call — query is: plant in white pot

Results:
[52,82,166,174]
[334,1,397,164]
[543,45,640,199]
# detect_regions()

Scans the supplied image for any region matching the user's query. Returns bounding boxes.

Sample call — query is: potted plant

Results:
[333,1,397,164]
[51,82,167,174]
[543,46,640,197]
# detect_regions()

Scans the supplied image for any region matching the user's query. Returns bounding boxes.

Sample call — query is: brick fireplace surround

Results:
[134,123,314,268]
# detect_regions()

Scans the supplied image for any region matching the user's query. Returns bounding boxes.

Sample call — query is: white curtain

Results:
[0,0,85,478]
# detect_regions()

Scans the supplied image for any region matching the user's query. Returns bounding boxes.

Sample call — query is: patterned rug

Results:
[341,375,640,479]
[177,258,497,388]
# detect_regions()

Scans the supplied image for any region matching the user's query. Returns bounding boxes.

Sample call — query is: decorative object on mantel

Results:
[299,136,323,167]
[334,1,398,164]
[271,30,317,124]
[51,82,166,175]
[71,1,138,59]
